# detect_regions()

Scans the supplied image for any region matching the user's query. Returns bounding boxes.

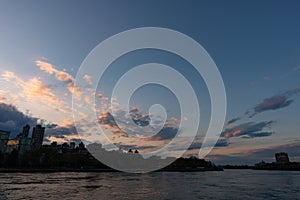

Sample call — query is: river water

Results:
[0,170,299,200]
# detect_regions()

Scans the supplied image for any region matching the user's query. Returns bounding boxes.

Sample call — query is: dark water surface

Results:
[0,170,299,200]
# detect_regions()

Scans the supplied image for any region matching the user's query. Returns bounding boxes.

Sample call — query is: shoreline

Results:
[0,168,223,173]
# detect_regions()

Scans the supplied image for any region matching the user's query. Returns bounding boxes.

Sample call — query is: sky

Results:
[0,0,300,164]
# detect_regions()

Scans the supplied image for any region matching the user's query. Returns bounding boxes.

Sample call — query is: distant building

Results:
[31,125,45,149]
[70,142,75,149]
[78,142,85,149]
[17,124,30,138]
[0,130,10,153]
[275,152,290,164]
[18,137,31,154]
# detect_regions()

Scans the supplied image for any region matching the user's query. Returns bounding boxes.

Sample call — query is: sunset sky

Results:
[0,0,300,164]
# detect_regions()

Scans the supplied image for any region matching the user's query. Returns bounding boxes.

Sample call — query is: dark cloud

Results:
[0,103,38,136]
[242,131,273,138]
[0,102,77,141]
[51,135,66,139]
[254,96,293,113]
[227,117,241,124]
[44,124,77,137]
[129,107,150,127]
[98,108,179,141]
[221,121,274,139]
[250,87,300,117]
[98,108,151,128]
[98,111,117,127]
[188,138,229,150]
[116,143,156,151]
[147,126,179,141]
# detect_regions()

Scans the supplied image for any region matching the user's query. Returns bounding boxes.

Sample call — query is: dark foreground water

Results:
[0,170,299,200]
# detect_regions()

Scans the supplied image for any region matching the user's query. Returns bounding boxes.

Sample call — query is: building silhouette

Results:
[31,125,45,149]
[17,124,30,138]
[0,130,10,153]
[15,124,32,154]
[70,142,75,149]
[275,152,290,164]
[18,137,31,154]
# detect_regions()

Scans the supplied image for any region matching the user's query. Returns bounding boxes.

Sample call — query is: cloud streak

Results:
[221,121,274,139]
[249,87,300,117]
[35,60,75,93]
[227,117,241,124]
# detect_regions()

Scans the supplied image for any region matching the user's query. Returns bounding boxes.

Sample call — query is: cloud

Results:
[129,107,150,127]
[83,74,93,85]
[0,95,7,103]
[0,102,77,142]
[146,126,179,141]
[188,138,229,150]
[1,70,61,104]
[227,117,240,124]
[293,66,300,71]
[35,60,74,93]
[249,87,300,117]
[98,111,118,128]
[221,121,274,139]
[0,103,38,136]
[254,96,292,113]
[242,131,273,138]
[44,123,77,137]
[25,77,61,103]
[96,105,182,143]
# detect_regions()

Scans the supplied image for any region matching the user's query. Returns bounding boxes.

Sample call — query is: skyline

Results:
[0,0,300,165]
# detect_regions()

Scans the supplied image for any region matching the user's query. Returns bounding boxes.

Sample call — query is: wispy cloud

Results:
[25,77,61,103]
[188,138,229,150]
[248,87,300,117]
[293,66,300,71]
[35,60,75,93]
[0,95,7,103]
[145,126,179,141]
[1,71,61,104]
[227,117,241,124]
[221,121,274,139]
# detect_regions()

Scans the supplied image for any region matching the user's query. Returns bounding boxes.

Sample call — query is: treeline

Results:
[0,146,109,169]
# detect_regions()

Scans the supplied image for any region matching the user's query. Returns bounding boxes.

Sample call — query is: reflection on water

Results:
[0,170,299,200]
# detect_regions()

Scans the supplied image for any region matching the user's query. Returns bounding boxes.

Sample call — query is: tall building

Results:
[31,125,45,149]
[21,124,30,137]
[275,152,290,164]
[18,137,31,154]
[17,124,30,138]
[17,124,31,154]
[70,142,75,149]
[0,130,10,153]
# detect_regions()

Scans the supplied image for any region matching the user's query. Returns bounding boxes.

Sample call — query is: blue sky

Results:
[0,0,300,164]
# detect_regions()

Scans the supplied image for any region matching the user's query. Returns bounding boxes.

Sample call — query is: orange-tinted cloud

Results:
[221,121,274,139]
[35,60,74,93]
[1,70,60,104]
[0,95,7,103]
[24,77,61,103]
